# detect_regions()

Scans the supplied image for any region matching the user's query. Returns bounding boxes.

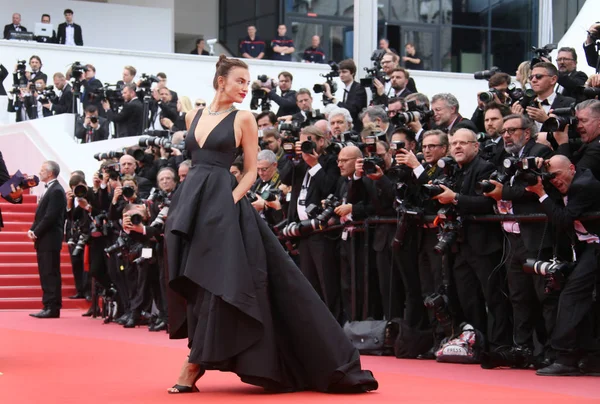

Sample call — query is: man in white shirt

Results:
[57,9,83,46]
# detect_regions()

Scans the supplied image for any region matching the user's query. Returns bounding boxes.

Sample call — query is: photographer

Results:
[45,72,73,115]
[280,125,341,319]
[280,89,324,125]
[471,73,511,133]
[511,62,574,126]
[328,107,358,141]
[119,154,153,199]
[555,47,588,99]
[372,67,412,107]
[360,106,394,141]
[81,65,104,115]
[103,83,144,138]
[584,22,600,71]
[482,114,558,364]
[75,105,109,143]
[322,59,367,130]
[480,102,511,165]
[8,77,52,121]
[526,155,600,376]
[250,150,284,227]
[554,99,600,180]
[432,128,512,350]
[256,111,277,129]
[431,93,477,134]
[150,87,178,130]
[260,129,292,182]
[13,56,47,84]
[263,72,299,117]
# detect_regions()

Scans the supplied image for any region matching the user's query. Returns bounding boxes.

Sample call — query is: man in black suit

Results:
[80,64,103,114]
[583,23,600,70]
[103,83,143,138]
[483,114,559,364]
[280,125,341,319]
[527,155,600,376]
[360,105,395,141]
[0,151,24,231]
[372,67,412,107]
[323,59,367,132]
[511,62,575,130]
[431,93,478,134]
[8,76,53,121]
[44,72,73,115]
[479,102,511,166]
[28,161,67,319]
[57,9,83,46]
[0,64,8,96]
[36,14,57,44]
[76,105,109,142]
[555,99,600,180]
[156,72,178,104]
[12,56,47,85]
[471,73,511,133]
[433,128,513,350]
[555,47,588,100]
[263,71,299,118]
[3,13,27,40]
[119,154,153,199]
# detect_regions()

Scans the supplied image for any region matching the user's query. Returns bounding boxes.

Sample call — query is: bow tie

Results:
[45,184,50,189]
[539,99,550,106]
[67,24,73,27]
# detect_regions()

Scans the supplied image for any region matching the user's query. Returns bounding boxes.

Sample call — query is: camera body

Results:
[362,156,384,175]
[360,49,387,90]
[473,66,501,80]
[71,61,88,81]
[138,73,159,89]
[39,85,58,104]
[250,75,274,112]
[542,104,578,133]
[522,258,574,293]
[313,62,340,106]
[513,156,556,186]
[531,43,557,66]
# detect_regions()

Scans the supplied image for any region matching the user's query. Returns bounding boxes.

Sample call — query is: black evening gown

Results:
[165,108,378,393]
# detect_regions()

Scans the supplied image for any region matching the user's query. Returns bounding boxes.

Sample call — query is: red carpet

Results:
[0,311,598,403]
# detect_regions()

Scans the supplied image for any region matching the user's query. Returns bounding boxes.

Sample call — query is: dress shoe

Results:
[69,293,86,299]
[579,355,600,376]
[30,309,60,319]
[116,312,131,325]
[149,320,167,332]
[536,362,582,376]
[82,306,101,317]
[124,312,140,328]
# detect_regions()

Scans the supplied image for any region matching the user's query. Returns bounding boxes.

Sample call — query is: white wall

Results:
[0,40,490,126]
[0,0,173,52]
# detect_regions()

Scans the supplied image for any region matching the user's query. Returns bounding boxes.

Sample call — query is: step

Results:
[0,285,78,298]
[0,263,75,275]
[0,194,37,204]
[0,274,75,287]
[0,231,30,242]
[0,242,68,253]
[0,297,89,310]
[0,203,37,213]
[0,212,34,222]
[0,222,32,232]
[0,252,71,264]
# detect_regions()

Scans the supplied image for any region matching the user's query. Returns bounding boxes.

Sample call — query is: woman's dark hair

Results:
[213,54,248,90]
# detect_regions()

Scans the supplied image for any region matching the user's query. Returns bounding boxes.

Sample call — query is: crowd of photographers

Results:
[5,24,600,376]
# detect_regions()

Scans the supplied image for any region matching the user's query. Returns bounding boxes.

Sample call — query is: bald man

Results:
[527,155,600,376]
[314,119,331,141]
[119,154,152,199]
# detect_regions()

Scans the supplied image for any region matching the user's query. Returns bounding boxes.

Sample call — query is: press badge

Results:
[141,248,153,259]
[342,230,348,240]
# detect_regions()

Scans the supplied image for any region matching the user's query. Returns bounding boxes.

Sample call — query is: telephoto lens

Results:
[130,213,143,225]
[73,184,88,198]
[122,186,135,199]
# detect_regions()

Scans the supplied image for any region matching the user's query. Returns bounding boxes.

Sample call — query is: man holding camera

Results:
[263,72,299,117]
[360,106,395,141]
[8,76,52,121]
[431,93,477,134]
[118,154,152,199]
[372,67,412,107]
[76,105,109,143]
[103,83,144,138]
[480,102,511,165]
[81,65,104,115]
[555,47,588,99]
[471,73,511,133]
[553,99,600,180]
[43,72,73,115]
[432,128,512,350]
[328,107,357,141]
[526,155,600,376]
[250,150,285,227]
[323,59,367,131]
[483,114,559,365]
[281,126,341,319]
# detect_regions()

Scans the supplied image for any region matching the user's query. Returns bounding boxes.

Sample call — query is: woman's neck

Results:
[210,94,234,112]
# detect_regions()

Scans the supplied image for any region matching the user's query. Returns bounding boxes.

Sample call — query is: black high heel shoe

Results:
[167,368,205,394]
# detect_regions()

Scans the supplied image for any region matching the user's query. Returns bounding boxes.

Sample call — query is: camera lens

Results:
[301,140,316,154]
[122,186,135,199]
[73,184,88,198]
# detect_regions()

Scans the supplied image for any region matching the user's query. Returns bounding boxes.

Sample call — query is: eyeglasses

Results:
[257,167,272,172]
[337,157,357,164]
[196,103,206,107]
[450,140,476,147]
[556,58,574,62]
[422,144,443,150]
[499,127,525,135]
[528,74,551,81]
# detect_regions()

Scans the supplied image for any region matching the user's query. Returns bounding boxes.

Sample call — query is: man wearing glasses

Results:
[511,62,574,129]
[555,47,587,100]
[432,128,513,351]
[482,114,559,367]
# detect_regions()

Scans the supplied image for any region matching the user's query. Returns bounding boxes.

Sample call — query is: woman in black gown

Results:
[165,55,378,394]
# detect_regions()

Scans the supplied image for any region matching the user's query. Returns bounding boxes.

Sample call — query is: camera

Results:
[281,195,341,238]
[129,213,143,225]
[531,43,557,66]
[73,184,88,198]
[362,156,384,175]
[542,105,578,132]
[99,163,121,181]
[424,292,454,338]
[433,205,461,255]
[138,73,159,89]
[261,189,281,202]
[473,66,501,80]
[419,157,458,199]
[39,86,58,104]
[91,213,114,237]
[479,88,502,103]
[71,61,88,81]
[360,49,387,90]
[522,258,573,293]
[122,186,135,199]
[93,150,124,161]
[250,76,274,112]
[317,194,341,224]
[474,158,518,195]
[514,156,555,186]
[313,61,340,106]
[68,233,90,257]
[300,135,317,155]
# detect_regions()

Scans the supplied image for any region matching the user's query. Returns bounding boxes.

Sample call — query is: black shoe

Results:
[69,293,86,299]
[417,347,436,360]
[579,355,600,376]
[30,309,60,319]
[124,312,140,328]
[116,313,130,325]
[82,307,101,317]
[536,362,582,376]
[149,320,167,332]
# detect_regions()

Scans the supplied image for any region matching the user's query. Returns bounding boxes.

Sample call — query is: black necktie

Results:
[343,89,348,103]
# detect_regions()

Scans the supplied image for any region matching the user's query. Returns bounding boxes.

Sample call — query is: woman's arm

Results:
[232,111,258,203]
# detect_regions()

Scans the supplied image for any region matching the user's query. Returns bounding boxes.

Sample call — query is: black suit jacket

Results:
[500,139,556,251]
[8,96,53,122]
[57,23,83,46]
[51,83,73,115]
[134,175,153,200]
[0,151,23,230]
[454,156,503,255]
[584,42,599,71]
[75,116,110,142]
[81,77,103,111]
[106,98,144,138]
[281,154,340,223]
[3,24,27,40]
[337,82,367,129]
[557,137,600,181]
[557,70,588,99]
[268,89,300,117]
[31,180,67,251]
[540,169,600,242]
[0,64,8,96]
[549,93,576,110]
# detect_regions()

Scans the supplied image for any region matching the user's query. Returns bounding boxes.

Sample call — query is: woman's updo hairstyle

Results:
[213,54,248,90]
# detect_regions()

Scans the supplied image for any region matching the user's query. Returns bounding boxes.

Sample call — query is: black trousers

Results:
[298,233,341,322]
[505,233,557,350]
[37,250,62,310]
[453,243,513,349]
[130,260,163,316]
[552,243,600,365]
[68,246,87,296]
[418,227,444,297]
[89,237,111,289]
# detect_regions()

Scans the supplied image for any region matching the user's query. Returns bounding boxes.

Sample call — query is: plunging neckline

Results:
[194,108,236,149]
